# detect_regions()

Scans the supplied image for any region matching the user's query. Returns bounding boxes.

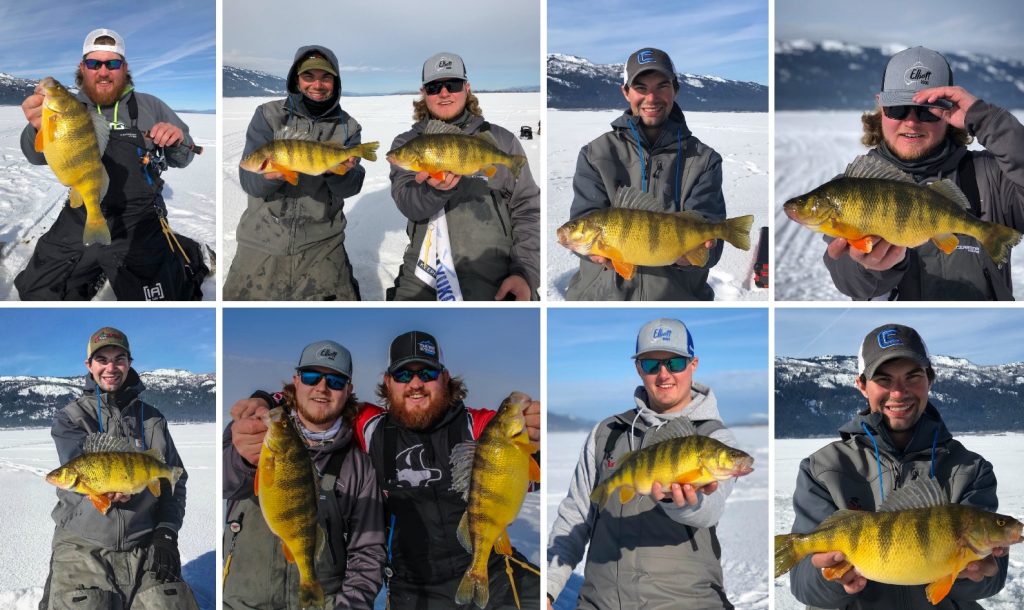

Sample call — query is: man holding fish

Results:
[225,46,371,300]
[16,29,198,301]
[812,46,1024,300]
[783,324,1014,609]
[547,318,753,609]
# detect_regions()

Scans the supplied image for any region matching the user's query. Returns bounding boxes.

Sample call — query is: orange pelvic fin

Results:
[931,233,959,254]
[618,486,636,504]
[925,572,956,604]
[528,455,541,483]
[269,162,299,185]
[822,560,854,581]
[88,494,112,515]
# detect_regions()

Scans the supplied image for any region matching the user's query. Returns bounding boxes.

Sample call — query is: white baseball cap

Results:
[83,28,125,58]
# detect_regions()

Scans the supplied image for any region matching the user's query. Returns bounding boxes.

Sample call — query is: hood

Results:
[838,402,953,456]
[287,44,341,113]
[631,381,724,428]
[83,367,144,409]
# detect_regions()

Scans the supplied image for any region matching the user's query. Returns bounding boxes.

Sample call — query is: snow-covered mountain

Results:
[776,355,1024,437]
[0,370,216,427]
[547,53,768,112]
[549,412,596,433]
[776,40,1024,110]
[0,72,38,105]
[223,66,287,97]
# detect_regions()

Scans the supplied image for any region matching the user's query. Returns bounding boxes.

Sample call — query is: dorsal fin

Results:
[613,186,664,212]
[272,125,317,142]
[878,478,949,512]
[423,119,464,136]
[928,179,972,210]
[472,131,499,147]
[844,156,915,183]
[90,112,111,156]
[448,440,478,501]
[83,432,134,453]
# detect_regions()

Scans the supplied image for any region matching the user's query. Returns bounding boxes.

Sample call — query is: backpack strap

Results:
[956,152,982,219]
[315,442,352,564]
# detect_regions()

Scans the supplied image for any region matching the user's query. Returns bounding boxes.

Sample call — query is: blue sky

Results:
[0,309,214,376]
[776,308,1024,365]
[223,0,540,93]
[223,308,540,420]
[1,0,215,111]
[548,308,768,425]
[776,0,1024,59]
[548,0,768,85]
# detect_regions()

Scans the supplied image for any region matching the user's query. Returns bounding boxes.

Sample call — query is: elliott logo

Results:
[653,328,672,341]
[437,58,453,70]
[904,62,931,86]
[143,283,165,300]
[318,347,338,360]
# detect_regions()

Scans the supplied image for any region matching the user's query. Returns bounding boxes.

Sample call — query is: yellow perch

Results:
[558,186,754,280]
[590,434,753,507]
[387,119,526,181]
[775,480,1024,605]
[34,77,110,246]
[239,139,379,185]
[451,392,540,609]
[783,156,1022,263]
[257,407,324,610]
[45,433,183,515]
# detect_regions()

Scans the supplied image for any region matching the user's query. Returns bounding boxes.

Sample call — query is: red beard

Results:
[389,387,450,431]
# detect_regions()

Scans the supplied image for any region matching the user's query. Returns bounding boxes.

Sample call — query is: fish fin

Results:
[611,259,636,281]
[821,560,854,581]
[977,222,1023,265]
[928,179,972,210]
[926,573,956,605]
[90,112,111,156]
[69,188,84,208]
[847,235,876,253]
[618,486,636,504]
[169,466,184,491]
[89,494,112,515]
[35,127,44,152]
[83,215,112,247]
[260,455,275,488]
[147,480,162,497]
[493,529,512,556]
[613,185,662,212]
[684,246,709,267]
[99,167,109,202]
[473,130,500,146]
[878,478,949,511]
[482,165,498,178]
[281,541,295,563]
[456,511,472,553]
[824,218,871,247]
[844,156,914,182]
[314,524,327,561]
[590,483,610,507]
[269,162,299,185]
[142,447,164,462]
[45,114,59,145]
[931,233,959,254]
[773,533,802,578]
[429,170,446,181]
[358,141,379,162]
[528,455,541,483]
[674,468,707,485]
[455,568,489,608]
[298,580,325,610]
[253,471,259,496]
[508,155,527,179]
[721,215,754,250]
[423,119,464,136]
[449,440,477,500]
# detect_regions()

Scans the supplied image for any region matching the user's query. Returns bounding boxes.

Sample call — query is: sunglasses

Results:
[638,356,692,374]
[391,367,443,383]
[882,105,942,123]
[83,58,124,71]
[424,79,465,95]
[298,370,349,391]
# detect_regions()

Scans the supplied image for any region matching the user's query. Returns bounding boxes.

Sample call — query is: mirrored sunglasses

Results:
[391,367,443,383]
[298,370,349,391]
[638,356,692,374]
[84,58,124,71]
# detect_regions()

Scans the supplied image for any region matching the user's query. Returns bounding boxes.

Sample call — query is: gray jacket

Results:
[222,414,386,609]
[50,370,188,551]
[788,404,1007,609]
[565,104,726,301]
[389,113,540,299]
[824,101,1024,300]
[547,383,738,609]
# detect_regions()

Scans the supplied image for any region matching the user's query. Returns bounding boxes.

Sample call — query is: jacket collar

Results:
[839,402,952,456]
[84,367,144,410]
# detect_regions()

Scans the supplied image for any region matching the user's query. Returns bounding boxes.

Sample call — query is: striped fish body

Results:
[257,407,324,609]
[35,77,110,245]
[775,504,1023,604]
[590,434,754,507]
[387,120,527,181]
[454,392,540,609]
[239,139,379,185]
[45,447,182,515]
[784,173,1022,264]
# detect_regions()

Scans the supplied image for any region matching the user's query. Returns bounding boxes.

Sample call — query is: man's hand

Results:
[913,86,978,131]
[148,527,182,582]
[587,255,614,271]
[523,399,540,450]
[958,547,1006,582]
[148,122,184,147]
[811,551,867,594]
[105,492,131,504]
[230,398,270,465]
[495,274,531,301]
[674,240,715,267]
[334,156,359,174]
[22,86,44,130]
[827,237,906,271]
[651,481,718,507]
[415,170,461,191]
[262,171,285,181]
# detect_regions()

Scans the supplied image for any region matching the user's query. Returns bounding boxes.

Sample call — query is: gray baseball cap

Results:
[878,46,954,109]
[422,52,467,85]
[858,324,932,380]
[623,47,678,88]
[632,318,694,359]
[297,340,352,377]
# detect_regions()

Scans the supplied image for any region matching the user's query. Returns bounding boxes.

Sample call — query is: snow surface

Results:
[546,109,769,300]
[0,107,216,300]
[222,93,541,300]
[774,434,1024,609]
[774,110,1024,300]
[547,426,769,609]
[0,423,216,609]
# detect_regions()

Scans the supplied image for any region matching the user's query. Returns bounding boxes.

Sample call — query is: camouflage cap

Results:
[88,327,131,359]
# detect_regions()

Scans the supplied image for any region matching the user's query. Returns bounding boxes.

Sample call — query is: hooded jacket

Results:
[823,100,1024,300]
[547,383,738,609]
[388,112,541,300]
[50,369,187,550]
[788,404,1007,609]
[564,103,727,301]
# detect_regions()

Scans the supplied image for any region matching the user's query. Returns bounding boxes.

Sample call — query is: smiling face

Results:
[622,71,676,133]
[423,79,469,122]
[86,346,131,393]
[384,365,450,430]
[857,357,932,448]
[879,100,948,161]
[80,50,128,106]
[635,350,699,414]
[292,366,350,431]
[297,69,335,102]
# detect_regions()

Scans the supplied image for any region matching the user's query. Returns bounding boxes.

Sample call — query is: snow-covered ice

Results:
[774,110,1024,301]
[547,425,769,609]
[222,93,541,301]
[546,109,769,300]
[0,423,216,609]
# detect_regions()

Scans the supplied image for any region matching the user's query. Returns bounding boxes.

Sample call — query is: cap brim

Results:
[863,351,931,380]
[631,347,693,360]
[628,67,675,87]
[389,357,443,373]
[879,90,953,109]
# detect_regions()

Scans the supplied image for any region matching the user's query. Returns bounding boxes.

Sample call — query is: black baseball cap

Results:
[388,331,444,373]
[858,324,932,380]
[623,47,678,88]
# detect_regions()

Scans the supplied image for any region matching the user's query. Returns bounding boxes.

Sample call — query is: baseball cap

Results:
[632,318,694,359]
[623,48,678,88]
[858,324,932,380]
[422,52,467,85]
[388,331,445,373]
[878,46,954,109]
[296,53,338,77]
[83,28,125,58]
[87,327,130,359]
[297,340,352,377]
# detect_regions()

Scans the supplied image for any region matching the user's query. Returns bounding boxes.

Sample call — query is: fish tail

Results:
[83,215,112,246]
[508,154,527,179]
[976,221,1022,265]
[358,142,379,162]
[774,533,802,578]
[298,578,325,610]
[455,564,489,609]
[169,466,184,490]
[589,482,611,507]
[721,215,754,251]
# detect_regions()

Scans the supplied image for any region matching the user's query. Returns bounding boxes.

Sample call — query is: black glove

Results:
[149,526,182,582]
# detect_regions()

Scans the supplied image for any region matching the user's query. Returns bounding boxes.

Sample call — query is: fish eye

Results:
[997,518,1006,526]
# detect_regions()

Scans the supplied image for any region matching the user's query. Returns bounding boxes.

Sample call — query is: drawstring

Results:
[674,128,683,210]
[626,119,647,193]
[95,385,104,432]
[930,427,939,479]
[137,400,147,450]
[861,422,885,503]
[627,410,643,451]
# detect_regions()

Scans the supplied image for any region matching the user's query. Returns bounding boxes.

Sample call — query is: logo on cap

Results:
[318,347,338,360]
[652,327,672,341]
[437,58,453,70]
[418,340,436,356]
[904,62,931,86]
[637,50,655,64]
[878,329,903,349]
